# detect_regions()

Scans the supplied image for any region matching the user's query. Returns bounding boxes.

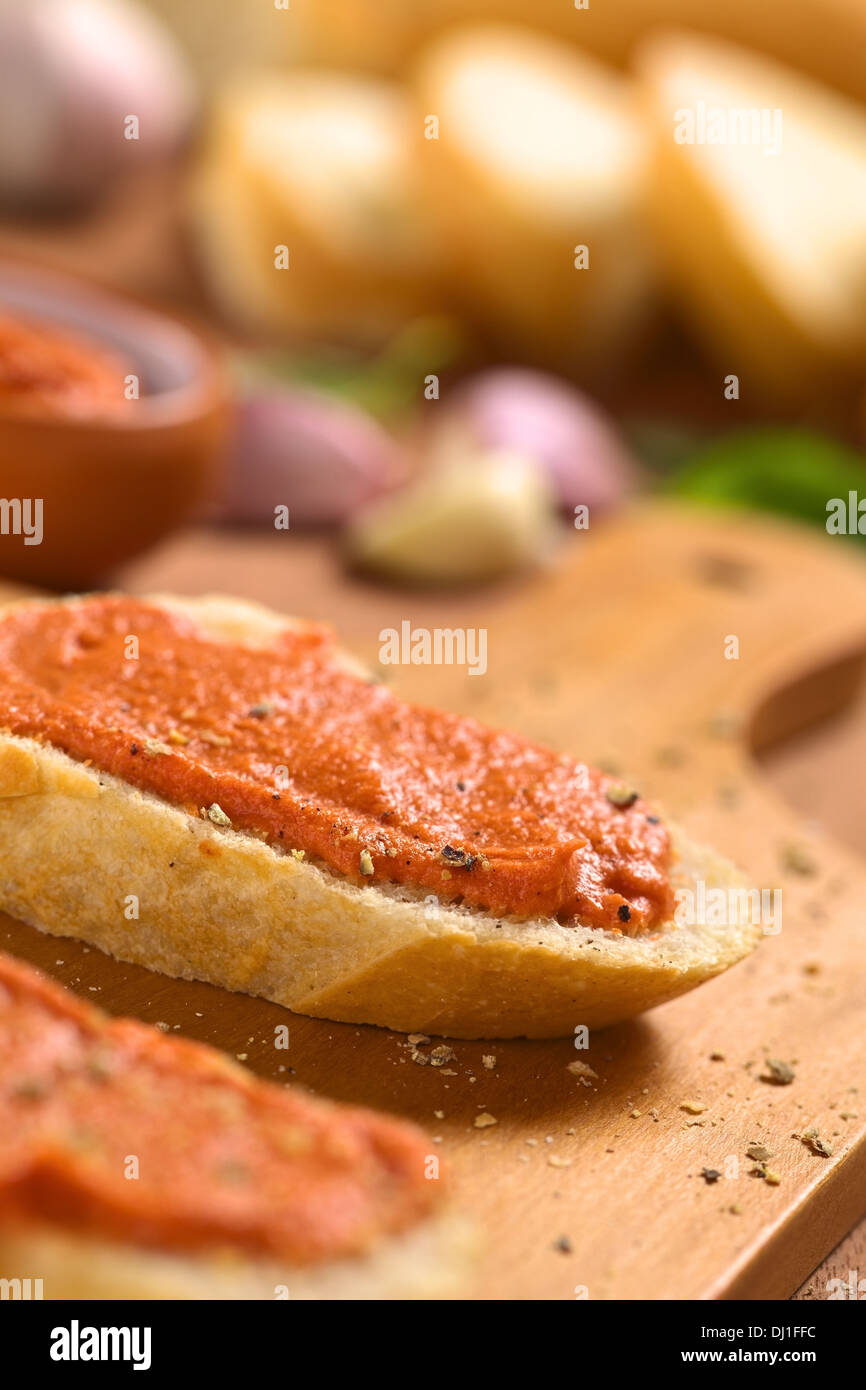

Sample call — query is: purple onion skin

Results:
[221,390,403,527]
[0,0,195,209]
[452,368,638,513]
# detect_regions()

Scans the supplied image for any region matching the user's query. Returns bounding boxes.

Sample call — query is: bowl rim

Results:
[0,254,229,434]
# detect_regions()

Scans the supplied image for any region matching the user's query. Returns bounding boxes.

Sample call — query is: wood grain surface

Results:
[2,501,865,1299]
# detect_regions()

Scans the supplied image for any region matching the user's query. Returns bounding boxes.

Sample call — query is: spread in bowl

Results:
[0,311,132,419]
[0,260,228,589]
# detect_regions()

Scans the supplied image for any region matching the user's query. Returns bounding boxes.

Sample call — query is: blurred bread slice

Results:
[411,25,655,371]
[637,33,866,401]
[141,0,293,87]
[190,72,442,344]
[301,0,866,105]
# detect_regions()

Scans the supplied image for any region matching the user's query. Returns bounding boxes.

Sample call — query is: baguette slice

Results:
[0,950,471,1300]
[190,72,441,344]
[0,593,762,1039]
[637,32,866,401]
[300,0,866,105]
[410,25,655,370]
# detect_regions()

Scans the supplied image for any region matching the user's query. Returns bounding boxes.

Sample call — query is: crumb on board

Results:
[762,1058,796,1086]
[752,1164,782,1185]
[706,709,742,738]
[799,1128,833,1158]
[780,841,818,876]
[567,1060,598,1081]
[746,1143,774,1163]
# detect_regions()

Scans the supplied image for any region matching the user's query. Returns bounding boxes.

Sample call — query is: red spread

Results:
[0,952,437,1262]
[0,313,130,419]
[0,596,673,931]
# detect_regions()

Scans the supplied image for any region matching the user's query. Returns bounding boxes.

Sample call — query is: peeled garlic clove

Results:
[346,450,556,585]
[442,368,638,514]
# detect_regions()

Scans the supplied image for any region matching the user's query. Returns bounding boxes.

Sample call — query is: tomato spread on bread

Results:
[0,952,436,1261]
[0,597,673,931]
[0,313,129,420]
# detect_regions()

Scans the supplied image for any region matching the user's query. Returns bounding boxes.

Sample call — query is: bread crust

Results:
[0,594,762,1039]
[0,1210,474,1301]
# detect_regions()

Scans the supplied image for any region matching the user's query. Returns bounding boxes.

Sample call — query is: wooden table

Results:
[23,514,861,1301]
[2,172,866,1296]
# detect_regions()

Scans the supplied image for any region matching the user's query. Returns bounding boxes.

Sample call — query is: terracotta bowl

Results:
[0,260,231,590]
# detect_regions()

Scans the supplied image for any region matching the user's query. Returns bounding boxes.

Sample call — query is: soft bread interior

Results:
[0,1209,474,1301]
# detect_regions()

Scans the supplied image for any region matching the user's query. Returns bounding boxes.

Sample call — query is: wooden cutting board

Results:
[2,500,866,1300]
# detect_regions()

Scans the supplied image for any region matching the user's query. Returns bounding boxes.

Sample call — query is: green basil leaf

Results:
[665,429,866,541]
